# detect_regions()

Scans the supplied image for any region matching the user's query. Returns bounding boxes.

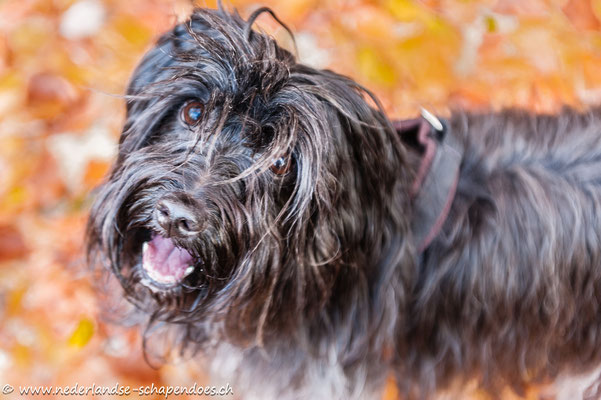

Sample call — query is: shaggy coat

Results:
[87,6,601,399]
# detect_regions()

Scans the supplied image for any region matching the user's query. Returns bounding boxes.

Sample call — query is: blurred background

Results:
[2,0,601,398]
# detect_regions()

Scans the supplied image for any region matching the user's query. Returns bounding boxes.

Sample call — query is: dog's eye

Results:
[270,156,291,175]
[181,100,204,126]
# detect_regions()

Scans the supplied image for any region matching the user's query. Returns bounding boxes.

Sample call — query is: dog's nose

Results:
[155,197,202,238]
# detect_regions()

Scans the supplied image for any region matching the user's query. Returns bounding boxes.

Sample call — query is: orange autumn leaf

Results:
[83,159,111,188]
[0,224,28,262]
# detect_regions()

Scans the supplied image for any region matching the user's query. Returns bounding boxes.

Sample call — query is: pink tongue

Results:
[142,235,194,285]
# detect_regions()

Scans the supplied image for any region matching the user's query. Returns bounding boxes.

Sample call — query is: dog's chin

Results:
[138,233,197,291]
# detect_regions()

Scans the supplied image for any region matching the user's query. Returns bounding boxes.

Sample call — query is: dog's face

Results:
[88,8,411,348]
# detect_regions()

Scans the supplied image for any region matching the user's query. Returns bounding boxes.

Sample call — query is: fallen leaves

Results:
[2,0,601,399]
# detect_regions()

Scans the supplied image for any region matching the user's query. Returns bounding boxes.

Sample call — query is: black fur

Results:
[87,6,601,399]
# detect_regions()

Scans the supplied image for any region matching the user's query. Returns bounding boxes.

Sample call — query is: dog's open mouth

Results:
[141,234,195,288]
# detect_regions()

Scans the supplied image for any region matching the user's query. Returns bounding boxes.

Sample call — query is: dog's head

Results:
[87,7,412,351]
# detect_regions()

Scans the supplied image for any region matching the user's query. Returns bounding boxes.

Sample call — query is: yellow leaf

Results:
[0,71,22,90]
[5,186,27,207]
[112,15,153,47]
[12,343,31,366]
[386,0,428,22]
[357,47,396,86]
[67,318,94,348]
[6,286,27,315]
[485,15,497,33]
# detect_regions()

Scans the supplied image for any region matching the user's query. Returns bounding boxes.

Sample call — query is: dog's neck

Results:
[395,112,463,253]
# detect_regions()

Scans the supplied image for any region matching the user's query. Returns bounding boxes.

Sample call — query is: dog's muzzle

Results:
[140,194,205,289]
[155,195,203,238]
[142,234,195,287]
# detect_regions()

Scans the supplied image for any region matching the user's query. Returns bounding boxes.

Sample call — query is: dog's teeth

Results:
[143,242,148,254]
[184,266,195,276]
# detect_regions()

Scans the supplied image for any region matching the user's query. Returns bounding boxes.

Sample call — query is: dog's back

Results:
[401,108,601,397]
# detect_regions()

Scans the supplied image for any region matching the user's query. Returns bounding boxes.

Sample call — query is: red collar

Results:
[394,111,463,253]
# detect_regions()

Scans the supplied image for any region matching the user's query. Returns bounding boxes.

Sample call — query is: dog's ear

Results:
[126,22,201,96]
[119,29,181,152]
[126,8,232,96]
[125,33,178,97]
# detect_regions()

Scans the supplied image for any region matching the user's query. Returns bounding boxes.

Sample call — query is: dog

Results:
[87,5,601,399]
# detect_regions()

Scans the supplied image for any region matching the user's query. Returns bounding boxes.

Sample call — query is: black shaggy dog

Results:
[87,5,601,399]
